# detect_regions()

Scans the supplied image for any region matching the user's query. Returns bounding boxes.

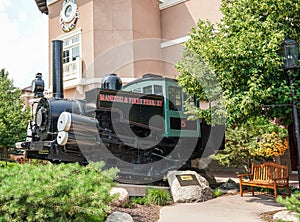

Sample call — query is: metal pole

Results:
[289,71,300,188]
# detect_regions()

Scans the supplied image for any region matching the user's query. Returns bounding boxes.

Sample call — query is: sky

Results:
[0,0,48,89]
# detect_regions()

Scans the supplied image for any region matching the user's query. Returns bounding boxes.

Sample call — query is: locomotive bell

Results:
[31,73,45,98]
[101,74,122,90]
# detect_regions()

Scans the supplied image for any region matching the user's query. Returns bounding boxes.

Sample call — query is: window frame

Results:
[58,29,82,66]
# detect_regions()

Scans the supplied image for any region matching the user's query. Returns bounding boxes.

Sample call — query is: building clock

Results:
[60,0,79,32]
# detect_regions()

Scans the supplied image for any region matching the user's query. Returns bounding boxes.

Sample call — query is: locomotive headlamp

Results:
[32,73,45,98]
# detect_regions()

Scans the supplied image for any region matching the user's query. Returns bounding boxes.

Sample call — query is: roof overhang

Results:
[35,0,48,15]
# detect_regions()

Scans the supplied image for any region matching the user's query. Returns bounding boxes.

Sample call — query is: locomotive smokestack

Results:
[52,40,64,99]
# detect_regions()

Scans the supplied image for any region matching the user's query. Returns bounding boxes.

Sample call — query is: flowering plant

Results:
[212,116,288,173]
[250,132,288,158]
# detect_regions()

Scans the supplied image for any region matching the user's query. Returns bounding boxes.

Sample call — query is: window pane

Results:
[61,33,81,64]
[154,85,162,95]
[133,88,142,93]
[168,86,182,111]
[72,35,79,44]
[63,40,69,47]
[63,50,70,64]
[143,86,152,94]
[72,46,80,61]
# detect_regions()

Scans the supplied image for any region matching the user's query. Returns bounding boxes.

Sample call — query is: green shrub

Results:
[211,117,288,173]
[277,191,300,215]
[145,187,171,206]
[0,162,118,222]
[213,188,223,197]
[130,196,150,206]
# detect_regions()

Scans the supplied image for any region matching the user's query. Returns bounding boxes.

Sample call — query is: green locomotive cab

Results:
[122,74,201,139]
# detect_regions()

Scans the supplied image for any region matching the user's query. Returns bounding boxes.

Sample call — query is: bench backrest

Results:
[252,162,288,182]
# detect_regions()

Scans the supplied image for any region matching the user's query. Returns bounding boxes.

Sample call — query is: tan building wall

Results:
[46,0,222,98]
[161,0,222,76]
[161,0,222,41]
[48,0,94,98]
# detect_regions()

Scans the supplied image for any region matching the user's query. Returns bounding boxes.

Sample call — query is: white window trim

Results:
[57,28,82,42]
[159,0,189,10]
[56,29,83,83]
[58,29,82,67]
[161,36,191,48]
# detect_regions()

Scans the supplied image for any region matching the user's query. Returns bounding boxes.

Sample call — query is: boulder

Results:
[273,210,300,222]
[105,211,133,222]
[201,167,218,187]
[110,187,129,207]
[218,179,239,195]
[167,170,214,203]
[191,159,218,187]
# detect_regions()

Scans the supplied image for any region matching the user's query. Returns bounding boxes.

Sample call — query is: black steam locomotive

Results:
[17,40,224,184]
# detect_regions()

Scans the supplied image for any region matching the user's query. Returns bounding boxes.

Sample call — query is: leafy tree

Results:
[0,69,30,150]
[176,0,300,126]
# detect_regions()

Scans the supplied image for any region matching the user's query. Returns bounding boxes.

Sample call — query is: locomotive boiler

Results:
[17,40,224,184]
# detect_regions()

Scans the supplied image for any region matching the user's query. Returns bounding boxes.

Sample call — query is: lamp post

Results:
[282,37,300,187]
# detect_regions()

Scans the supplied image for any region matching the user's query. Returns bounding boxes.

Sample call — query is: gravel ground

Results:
[260,210,282,222]
[111,205,161,222]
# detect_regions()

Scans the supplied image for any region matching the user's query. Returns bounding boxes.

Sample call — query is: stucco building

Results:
[35,0,222,98]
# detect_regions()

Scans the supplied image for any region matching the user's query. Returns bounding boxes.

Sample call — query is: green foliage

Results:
[0,162,118,221]
[258,187,274,194]
[212,116,287,172]
[213,188,223,197]
[0,68,30,150]
[130,188,171,206]
[277,191,300,215]
[130,196,150,206]
[176,47,226,125]
[176,0,300,126]
[145,187,171,206]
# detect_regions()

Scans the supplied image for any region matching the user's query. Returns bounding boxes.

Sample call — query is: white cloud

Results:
[0,0,12,12]
[18,12,27,22]
[0,1,48,89]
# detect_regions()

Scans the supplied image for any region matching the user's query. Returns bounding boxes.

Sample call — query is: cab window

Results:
[168,86,182,111]
[143,86,152,94]
[154,85,163,95]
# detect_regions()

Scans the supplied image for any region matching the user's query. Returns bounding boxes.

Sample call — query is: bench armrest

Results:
[237,173,251,177]
[237,173,253,181]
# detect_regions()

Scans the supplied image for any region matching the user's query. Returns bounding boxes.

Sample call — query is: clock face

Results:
[60,0,79,32]
[64,5,73,19]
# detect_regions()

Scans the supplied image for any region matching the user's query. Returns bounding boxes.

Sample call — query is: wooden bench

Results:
[238,162,290,199]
